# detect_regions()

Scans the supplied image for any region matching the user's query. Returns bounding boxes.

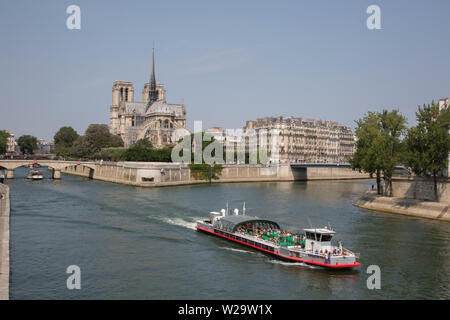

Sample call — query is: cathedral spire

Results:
[148,47,158,106]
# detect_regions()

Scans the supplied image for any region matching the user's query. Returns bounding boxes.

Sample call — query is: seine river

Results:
[7,167,450,299]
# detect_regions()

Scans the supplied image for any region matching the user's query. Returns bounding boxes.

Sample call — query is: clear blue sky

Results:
[1,0,449,140]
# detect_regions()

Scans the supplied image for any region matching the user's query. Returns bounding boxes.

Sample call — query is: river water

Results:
[7,167,450,299]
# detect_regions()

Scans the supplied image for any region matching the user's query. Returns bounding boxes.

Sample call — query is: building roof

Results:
[146,100,184,117]
[123,100,184,117]
[218,215,281,232]
[124,102,147,114]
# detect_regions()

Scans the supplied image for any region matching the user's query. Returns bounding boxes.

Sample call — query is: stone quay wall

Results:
[355,191,450,222]
[61,162,369,187]
[392,177,450,203]
[0,183,10,300]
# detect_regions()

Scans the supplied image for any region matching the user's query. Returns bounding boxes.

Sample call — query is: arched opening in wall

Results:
[88,167,94,179]
[0,166,6,182]
[125,88,129,101]
[164,119,169,129]
[120,88,124,101]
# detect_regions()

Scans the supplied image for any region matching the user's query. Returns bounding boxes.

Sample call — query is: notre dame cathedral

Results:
[109,49,187,148]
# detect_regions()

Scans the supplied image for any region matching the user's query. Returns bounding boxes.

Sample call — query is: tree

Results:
[0,130,9,155]
[84,124,124,153]
[70,136,92,159]
[378,110,407,196]
[134,138,153,149]
[350,112,384,194]
[54,126,79,151]
[350,110,407,196]
[188,163,223,183]
[17,135,38,154]
[404,102,450,201]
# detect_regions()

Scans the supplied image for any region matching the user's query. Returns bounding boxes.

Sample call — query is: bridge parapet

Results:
[0,160,97,179]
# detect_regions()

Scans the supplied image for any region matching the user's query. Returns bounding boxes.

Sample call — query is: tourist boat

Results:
[27,169,44,180]
[196,204,360,269]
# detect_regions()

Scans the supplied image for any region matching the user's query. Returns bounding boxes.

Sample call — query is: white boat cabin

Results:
[304,228,336,253]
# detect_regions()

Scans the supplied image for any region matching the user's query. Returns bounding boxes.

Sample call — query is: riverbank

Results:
[354,191,450,222]
[61,162,369,187]
[0,183,10,300]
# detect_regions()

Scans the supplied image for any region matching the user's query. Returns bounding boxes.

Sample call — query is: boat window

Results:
[306,232,315,240]
[321,234,333,242]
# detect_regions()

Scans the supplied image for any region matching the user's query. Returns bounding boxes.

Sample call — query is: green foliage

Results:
[94,147,127,161]
[439,105,450,128]
[54,126,79,151]
[0,130,9,154]
[54,146,76,159]
[120,146,172,162]
[83,124,124,152]
[350,110,407,196]
[134,138,153,149]
[188,163,223,183]
[70,136,92,159]
[174,132,269,165]
[404,102,450,201]
[189,132,220,163]
[378,110,407,196]
[17,135,38,154]
[55,124,124,159]
[350,112,383,193]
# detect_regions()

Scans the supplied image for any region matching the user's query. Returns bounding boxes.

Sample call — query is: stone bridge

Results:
[0,160,97,179]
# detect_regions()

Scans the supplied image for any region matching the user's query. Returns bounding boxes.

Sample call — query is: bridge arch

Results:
[0,160,97,179]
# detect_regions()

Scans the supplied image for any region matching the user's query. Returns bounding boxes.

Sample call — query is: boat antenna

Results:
[226,202,229,216]
[307,217,313,229]
[243,202,246,215]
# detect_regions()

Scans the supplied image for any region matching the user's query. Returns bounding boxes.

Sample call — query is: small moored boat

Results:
[27,169,44,180]
[196,204,360,269]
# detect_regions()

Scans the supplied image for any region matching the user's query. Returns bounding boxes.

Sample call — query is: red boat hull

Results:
[196,225,360,269]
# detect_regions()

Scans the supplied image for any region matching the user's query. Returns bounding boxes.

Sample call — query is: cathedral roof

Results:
[123,100,184,117]
[145,100,184,117]
[124,102,147,115]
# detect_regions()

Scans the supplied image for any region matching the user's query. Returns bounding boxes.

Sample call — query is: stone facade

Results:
[37,139,54,154]
[245,116,355,163]
[5,131,17,154]
[109,51,187,148]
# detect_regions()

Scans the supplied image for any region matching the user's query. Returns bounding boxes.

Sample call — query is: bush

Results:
[120,146,173,162]
[95,147,127,161]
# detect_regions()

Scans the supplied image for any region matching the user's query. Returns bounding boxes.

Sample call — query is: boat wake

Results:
[267,259,319,269]
[160,217,199,230]
[219,247,259,255]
